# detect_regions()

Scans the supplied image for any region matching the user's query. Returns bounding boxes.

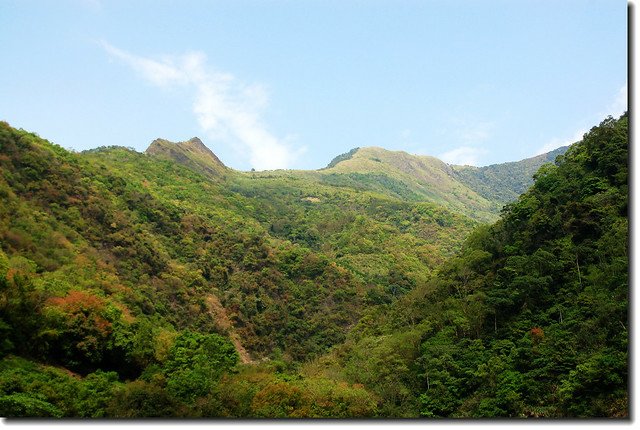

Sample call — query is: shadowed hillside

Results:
[452,146,569,204]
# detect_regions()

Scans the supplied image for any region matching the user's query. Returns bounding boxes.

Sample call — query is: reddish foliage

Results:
[48,290,112,336]
[530,327,545,342]
[49,290,105,312]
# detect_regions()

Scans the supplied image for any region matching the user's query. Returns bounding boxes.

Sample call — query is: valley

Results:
[0,113,627,418]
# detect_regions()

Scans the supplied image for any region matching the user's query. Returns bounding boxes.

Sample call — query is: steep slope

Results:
[0,113,624,418]
[142,137,480,289]
[0,124,380,366]
[0,120,477,417]
[313,114,628,417]
[146,137,228,178]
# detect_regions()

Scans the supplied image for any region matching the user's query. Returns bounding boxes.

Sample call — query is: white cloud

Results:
[102,42,186,87]
[535,83,628,157]
[535,128,586,156]
[459,122,493,144]
[439,146,487,166]
[102,41,302,170]
[430,117,493,165]
[605,83,627,118]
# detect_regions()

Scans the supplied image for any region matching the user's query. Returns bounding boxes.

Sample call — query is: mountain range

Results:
[0,114,627,418]
[142,136,568,222]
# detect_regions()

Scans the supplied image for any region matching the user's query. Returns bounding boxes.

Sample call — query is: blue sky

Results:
[0,0,628,170]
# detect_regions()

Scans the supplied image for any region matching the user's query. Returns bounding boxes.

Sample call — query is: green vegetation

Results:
[317,146,501,222]
[268,144,568,224]
[453,146,569,204]
[307,114,628,417]
[323,147,360,169]
[0,113,628,418]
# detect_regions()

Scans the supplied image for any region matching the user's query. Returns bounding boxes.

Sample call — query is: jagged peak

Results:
[183,137,207,150]
[149,136,206,151]
[146,137,227,176]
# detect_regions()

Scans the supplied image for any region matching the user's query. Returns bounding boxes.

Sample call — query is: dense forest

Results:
[0,113,628,418]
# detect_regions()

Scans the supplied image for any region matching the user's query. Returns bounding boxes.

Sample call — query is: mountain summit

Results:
[315,145,569,221]
[319,146,497,220]
[146,137,227,177]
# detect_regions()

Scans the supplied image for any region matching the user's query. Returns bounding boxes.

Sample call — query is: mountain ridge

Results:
[314,145,569,221]
[315,146,497,220]
[0,113,628,418]
[143,137,568,222]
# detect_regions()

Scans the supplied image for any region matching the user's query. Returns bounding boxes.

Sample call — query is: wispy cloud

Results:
[433,117,493,165]
[439,146,487,166]
[458,121,493,144]
[535,128,586,156]
[441,118,494,146]
[535,83,628,156]
[604,83,627,118]
[102,41,303,170]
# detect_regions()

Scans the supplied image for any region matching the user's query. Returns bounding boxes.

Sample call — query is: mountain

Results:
[313,145,568,222]
[142,137,567,223]
[145,140,566,224]
[146,137,228,178]
[308,114,628,417]
[0,113,627,418]
[452,146,570,204]
[318,146,498,221]
[0,119,476,416]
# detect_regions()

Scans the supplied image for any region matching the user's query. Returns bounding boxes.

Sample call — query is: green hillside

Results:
[319,147,499,221]
[0,120,474,417]
[251,145,567,224]
[140,136,566,226]
[305,114,628,417]
[453,146,569,204]
[0,113,627,418]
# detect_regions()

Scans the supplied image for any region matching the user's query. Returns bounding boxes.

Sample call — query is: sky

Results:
[0,0,628,171]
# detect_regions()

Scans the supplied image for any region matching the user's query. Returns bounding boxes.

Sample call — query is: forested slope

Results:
[275,145,569,223]
[0,113,627,418]
[0,120,473,417]
[452,146,569,204]
[309,113,628,417]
